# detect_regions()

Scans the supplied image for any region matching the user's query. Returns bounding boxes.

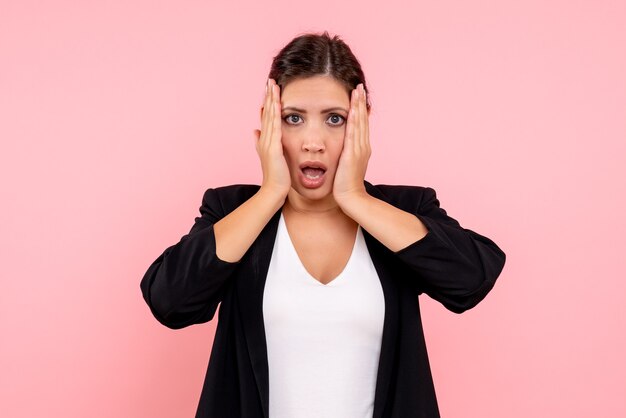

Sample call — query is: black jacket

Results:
[140,181,506,417]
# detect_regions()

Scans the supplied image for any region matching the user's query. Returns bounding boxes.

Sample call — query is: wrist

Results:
[334,188,370,214]
[257,184,288,209]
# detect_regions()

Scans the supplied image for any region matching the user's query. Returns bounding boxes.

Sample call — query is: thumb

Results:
[253,129,261,141]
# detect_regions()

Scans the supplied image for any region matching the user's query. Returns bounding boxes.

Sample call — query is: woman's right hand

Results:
[254,79,291,201]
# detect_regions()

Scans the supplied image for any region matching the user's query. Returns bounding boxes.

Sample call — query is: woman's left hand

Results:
[333,83,371,206]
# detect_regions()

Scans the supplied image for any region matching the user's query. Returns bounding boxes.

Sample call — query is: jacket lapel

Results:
[236,208,281,418]
[363,181,400,418]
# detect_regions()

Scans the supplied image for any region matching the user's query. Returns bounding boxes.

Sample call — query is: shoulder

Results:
[364,180,437,212]
[200,184,260,215]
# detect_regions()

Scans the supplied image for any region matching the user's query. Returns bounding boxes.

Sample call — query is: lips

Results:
[298,161,327,188]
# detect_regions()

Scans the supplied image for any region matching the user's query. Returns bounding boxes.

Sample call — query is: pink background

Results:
[2,1,625,417]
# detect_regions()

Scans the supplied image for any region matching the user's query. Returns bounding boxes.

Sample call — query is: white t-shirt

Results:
[262,213,385,418]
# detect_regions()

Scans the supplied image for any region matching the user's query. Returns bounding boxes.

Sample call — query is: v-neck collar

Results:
[277,211,361,287]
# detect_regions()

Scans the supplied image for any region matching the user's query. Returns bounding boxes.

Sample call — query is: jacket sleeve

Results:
[139,187,241,329]
[392,186,506,313]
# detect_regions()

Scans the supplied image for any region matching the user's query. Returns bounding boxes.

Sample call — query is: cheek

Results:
[280,132,292,153]
[280,136,299,166]
[329,132,346,162]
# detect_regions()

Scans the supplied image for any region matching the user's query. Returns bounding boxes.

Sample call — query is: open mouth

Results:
[299,161,327,179]
[302,167,326,179]
[298,161,328,188]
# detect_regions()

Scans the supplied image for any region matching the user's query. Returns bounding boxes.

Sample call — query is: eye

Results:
[281,113,346,126]
[282,114,303,125]
[327,114,346,126]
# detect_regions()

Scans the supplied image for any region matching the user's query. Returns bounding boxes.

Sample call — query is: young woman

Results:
[140,31,506,418]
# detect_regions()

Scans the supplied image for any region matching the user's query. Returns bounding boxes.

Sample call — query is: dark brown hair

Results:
[268,31,371,111]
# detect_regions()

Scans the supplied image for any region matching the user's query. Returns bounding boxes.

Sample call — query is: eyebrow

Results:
[282,106,348,114]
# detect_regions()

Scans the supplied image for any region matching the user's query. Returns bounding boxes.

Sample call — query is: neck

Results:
[284,188,343,217]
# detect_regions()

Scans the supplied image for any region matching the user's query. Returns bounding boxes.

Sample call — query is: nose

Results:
[301,130,326,153]
[302,141,325,152]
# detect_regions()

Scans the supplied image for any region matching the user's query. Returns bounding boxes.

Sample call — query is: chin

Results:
[294,186,332,200]
[290,177,334,202]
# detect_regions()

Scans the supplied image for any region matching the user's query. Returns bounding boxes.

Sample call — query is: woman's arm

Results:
[140,79,290,329]
[339,185,506,313]
[333,85,429,252]
[139,186,257,329]
[214,78,290,262]
[335,85,505,313]
[213,188,284,262]
[337,189,429,252]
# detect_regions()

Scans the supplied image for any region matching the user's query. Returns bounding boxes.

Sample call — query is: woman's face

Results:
[278,75,351,202]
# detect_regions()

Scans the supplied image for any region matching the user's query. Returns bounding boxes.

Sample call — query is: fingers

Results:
[344,88,355,147]
[264,79,272,135]
[259,79,278,151]
[271,81,282,146]
[258,80,270,149]
[354,86,362,152]
[266,80,274,149]
[258,79,283,157]
[358,84,370,154]
[347,85,361,153]
[344,83,370,158]
[354,84,369,153]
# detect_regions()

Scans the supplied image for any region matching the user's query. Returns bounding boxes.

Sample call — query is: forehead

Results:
[281,76,350,107]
